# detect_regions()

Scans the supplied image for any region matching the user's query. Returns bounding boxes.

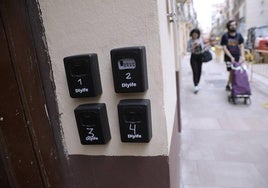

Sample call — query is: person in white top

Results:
[187,28,204,94]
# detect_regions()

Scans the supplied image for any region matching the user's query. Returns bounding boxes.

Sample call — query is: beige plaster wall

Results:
[39,0,177,156]
[246,0,268,29]
[157,0,177,149]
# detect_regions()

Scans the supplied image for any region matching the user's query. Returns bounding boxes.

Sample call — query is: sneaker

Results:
[194,86,200,94]
[226,84,231,91]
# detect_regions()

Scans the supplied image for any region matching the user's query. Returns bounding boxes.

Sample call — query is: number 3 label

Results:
[86,128,94,137]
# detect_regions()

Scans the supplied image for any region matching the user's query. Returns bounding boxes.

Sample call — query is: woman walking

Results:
[187,28,204,94]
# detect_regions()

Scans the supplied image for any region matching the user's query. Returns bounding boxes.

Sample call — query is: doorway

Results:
[0,0,64,187]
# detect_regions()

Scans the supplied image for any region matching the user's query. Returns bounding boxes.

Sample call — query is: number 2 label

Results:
[125,72,131,80]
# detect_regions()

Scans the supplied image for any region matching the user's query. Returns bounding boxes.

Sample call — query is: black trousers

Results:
[190,54,203,86]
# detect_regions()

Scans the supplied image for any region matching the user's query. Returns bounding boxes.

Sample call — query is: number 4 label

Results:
[129,123,136,135]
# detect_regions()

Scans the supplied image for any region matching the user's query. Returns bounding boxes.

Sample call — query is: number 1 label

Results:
[77,78,82,85]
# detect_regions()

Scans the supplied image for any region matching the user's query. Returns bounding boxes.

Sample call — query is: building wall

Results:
[39,0,177,156]
[246,0,268,29]
[157,0,178,149]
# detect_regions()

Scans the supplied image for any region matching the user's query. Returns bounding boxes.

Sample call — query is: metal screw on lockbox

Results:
[63,54,102,98]
[110,46,148,93]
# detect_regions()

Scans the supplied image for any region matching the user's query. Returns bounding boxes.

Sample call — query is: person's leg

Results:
[196,57,203,86]
[190,55,199,86]
[228,70,233,85]
[190,55,201,93]
[226,61,232,90]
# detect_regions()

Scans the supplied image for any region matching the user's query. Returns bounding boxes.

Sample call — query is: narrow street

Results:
[180,54,268,188]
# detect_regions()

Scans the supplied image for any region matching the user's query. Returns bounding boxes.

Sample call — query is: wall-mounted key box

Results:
[110,46,148,93]
[74,103,111,145]
[64,54,102,98]
[118,99,152,143]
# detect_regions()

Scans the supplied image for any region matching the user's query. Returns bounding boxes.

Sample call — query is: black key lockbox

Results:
[111,46,148,93]
[118,99,152,143]
[74,103,111,145]
[64,54,102,98]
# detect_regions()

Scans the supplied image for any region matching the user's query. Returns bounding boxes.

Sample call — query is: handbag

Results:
[202,50,212,63]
